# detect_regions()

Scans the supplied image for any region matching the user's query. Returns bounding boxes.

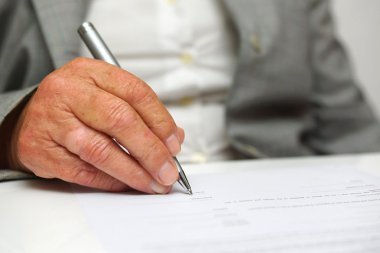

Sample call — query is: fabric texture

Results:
[1,0,380,181]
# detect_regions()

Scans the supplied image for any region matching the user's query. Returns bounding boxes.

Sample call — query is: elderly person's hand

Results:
[8,58,184,194]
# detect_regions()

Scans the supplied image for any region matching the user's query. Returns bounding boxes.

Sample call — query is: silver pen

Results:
[78,22,192,195]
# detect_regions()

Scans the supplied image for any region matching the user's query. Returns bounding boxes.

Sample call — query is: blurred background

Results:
[333,0,380,117]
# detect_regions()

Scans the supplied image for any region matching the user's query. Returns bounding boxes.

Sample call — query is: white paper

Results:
[73,162,380,253]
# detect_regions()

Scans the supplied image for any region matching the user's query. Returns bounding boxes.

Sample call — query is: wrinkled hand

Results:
[10,58,185,194]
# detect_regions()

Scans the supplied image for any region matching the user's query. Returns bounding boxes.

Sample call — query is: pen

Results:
[78,22,192,195]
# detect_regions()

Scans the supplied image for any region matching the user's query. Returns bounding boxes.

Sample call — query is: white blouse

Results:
[80,0,237,163]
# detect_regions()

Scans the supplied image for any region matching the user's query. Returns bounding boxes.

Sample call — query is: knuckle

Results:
[55,162,79,181]
[109,180,128,192]
[107,102,138,132]
[63,127,88,154]
[128,79,155,104]
[56,162,97,186]
[137,88,156,106]
[80,136,113,166]
[101,64,126,85]
[72,168,98,186]
[151,116,176,134]
[39,73,66,94]
[69,57,91,69]
[107,67,124,80]
[137,140,165,164]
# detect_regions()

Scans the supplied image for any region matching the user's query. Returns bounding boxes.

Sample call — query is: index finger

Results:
[65,58,181,155]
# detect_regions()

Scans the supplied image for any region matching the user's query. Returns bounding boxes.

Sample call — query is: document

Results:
[74,161,380,253]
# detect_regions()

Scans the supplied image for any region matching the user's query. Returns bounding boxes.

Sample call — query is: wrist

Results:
[0,96,32,170]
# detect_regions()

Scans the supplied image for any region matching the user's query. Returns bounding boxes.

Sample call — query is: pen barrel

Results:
[78,22,120,67]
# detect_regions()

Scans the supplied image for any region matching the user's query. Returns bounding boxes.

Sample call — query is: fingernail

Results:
[165,134,180,156]
[175,128,181,140]
[176,127,185,144]
[150,181,168,194]
[158,161,178,185]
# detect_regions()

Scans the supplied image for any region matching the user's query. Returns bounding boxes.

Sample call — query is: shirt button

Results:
[166,0,176,5]
[249,34,261,53]
[179,96,194,106]
[191,152,208,163]
[180,52,193,65]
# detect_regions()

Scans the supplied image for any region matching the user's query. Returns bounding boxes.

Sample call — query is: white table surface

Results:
[1,153,380,253]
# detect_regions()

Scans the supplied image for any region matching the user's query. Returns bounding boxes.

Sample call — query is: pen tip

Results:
[188,189,193,195]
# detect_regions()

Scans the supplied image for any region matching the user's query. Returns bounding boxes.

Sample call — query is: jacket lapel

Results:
[31,0,88,68]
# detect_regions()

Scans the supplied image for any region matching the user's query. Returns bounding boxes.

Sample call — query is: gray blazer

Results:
[1,0,380,180]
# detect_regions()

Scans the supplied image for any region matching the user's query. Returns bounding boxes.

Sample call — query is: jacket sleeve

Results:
[0,0,55,180]
[303,0,380,154]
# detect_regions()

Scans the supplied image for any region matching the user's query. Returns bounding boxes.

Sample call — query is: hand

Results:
[9,58,185,193]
